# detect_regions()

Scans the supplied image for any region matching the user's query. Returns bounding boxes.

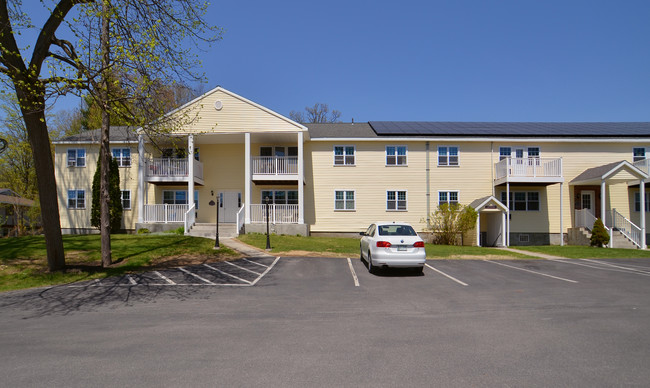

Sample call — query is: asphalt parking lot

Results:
[1,256,650,387]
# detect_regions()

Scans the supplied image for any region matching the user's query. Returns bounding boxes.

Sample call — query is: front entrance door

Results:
[218,191,242,223]
[581,190,595,216]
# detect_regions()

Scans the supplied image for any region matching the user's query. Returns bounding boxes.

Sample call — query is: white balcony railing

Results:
[495,157,563,181]
[146,158,203,180]
[250,204,299,224]
[251,156,298,175]
[143,204,188,223]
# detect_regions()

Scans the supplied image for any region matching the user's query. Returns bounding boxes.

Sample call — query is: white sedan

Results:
[359,222,426,274]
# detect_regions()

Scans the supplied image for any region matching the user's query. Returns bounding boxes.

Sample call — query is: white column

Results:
[244,132,251,224]
[502,211,507,247]
[560,183,564,246]
[187,135,194,235]
[137,134,145,224]
[601,179,609,247]
[641,180,646,249]
[297,131,304,224]
[476,212,481,247]
[506,182,510,246]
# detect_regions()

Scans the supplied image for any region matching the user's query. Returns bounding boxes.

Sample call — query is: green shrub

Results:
[167,226,184,235]
[590,218,610,247]
[137,228,150,234]
[426,203,478,245]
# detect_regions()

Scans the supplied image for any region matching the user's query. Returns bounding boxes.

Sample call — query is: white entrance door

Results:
[218,191,241,223]
[581,190,595,216]
[512,147,526,176]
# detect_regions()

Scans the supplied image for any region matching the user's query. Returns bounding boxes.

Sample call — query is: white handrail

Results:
[249,204,299,224]
[184,203,196,235]
[494,157,562,180]
[236,204,245,235]
[146,158,204,180]
[251,156,298,175]
[609,209,642,248]
[143,204,188,223]
[575,209,597,230]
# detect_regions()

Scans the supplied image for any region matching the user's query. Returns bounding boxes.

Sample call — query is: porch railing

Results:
[495,157,562,180]
[575,209,598,230]
[146,158,204,180]
[251,156,298,175]
[607,209,642,248]
[250,204,299,223]
[236,204,245,234]
[184,204,196,235]
[143,204,188,223]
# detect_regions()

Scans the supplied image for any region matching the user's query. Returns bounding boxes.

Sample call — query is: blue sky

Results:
[28,1,650,122]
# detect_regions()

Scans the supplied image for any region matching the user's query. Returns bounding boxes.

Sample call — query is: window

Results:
[121,190,131,210]
[635,192,650,212]
[335,190,355,210]
[334,146,355,166]
[633,147,647,162]
[67,149,86,167]
[261,190,299,205]
[438,191,459,206]
[386,146,407,166]
[438,146,459,166]
[527,147,540,159]
[378,224,417,236]
[501,191,540,211]
[112,148,131,167]
[194,148,200,161]
[163,190,199,208]
[162,148,186,159]
[499,147,511,161]
[387,190,407,211]
[67,190,85,209]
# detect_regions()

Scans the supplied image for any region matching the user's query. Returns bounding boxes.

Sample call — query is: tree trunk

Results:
[99,0,112,268]
[15,88,65,271]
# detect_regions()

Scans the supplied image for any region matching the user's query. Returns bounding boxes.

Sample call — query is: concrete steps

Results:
[610,229,639,249]
[187,223,240,239]
[568,227,638,249]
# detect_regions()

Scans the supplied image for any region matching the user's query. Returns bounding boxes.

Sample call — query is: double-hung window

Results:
[112,148,131,167]
[501,191,540,211]
[438,146,459,166]
[499,147,511,161]
[334,146,355,166]
[261,190,299,205]
[67,149,86,167]
[633,147,648,163]
[387,190,407,211]
[334,190,355,210]
[438,191,459,206]
[635,192,650,212]
[386,146,407,166]
[163,190,199,208]
[121,190,131,210]
[67,190,85,209]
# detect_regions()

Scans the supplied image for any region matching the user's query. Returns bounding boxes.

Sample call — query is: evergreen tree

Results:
[590,218,610,247]
[91,156,122,232]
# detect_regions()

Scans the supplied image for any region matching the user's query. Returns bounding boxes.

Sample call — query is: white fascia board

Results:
[53,140,139,145]
[310,137,650,143]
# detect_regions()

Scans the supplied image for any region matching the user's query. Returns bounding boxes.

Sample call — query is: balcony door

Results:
[218,191,242,223]
[512,147,526,176]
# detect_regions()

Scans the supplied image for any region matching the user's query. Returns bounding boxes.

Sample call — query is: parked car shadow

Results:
[361,257,424,277]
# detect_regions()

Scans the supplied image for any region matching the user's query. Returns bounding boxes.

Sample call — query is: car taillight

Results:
[376,241,392,248]
[413,241,425,248]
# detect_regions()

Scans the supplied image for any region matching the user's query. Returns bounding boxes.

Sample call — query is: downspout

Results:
[426,141,431,226]
[490,142,494,196]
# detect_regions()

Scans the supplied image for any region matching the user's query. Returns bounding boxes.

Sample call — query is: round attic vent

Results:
[214,100,223,110]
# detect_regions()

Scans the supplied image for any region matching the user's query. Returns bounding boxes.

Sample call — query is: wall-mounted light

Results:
[211,190,214,196]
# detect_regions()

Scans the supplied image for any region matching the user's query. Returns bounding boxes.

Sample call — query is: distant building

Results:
[0,189,35,237]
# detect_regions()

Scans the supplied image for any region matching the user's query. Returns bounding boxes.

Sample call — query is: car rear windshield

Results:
[378,225,417,236]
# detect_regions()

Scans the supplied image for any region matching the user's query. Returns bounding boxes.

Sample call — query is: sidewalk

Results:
[497,247,566,260]
[218,237,276,258]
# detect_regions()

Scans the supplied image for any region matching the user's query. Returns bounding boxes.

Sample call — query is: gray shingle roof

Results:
[369,121,650,137]
[54,126,138,143]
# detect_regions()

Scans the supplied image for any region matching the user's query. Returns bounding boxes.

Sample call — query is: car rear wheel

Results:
[368,252,376,274]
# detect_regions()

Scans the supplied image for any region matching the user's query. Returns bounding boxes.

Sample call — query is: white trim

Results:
[437,190,460,207]
[54,140,139,145]
[437,145,459,167]
[111,147,132,167]
[334,189,356,211]
[121,190,132,210]
[310,137,650,143]
[385,145,408,166]
[386,190,408,211]
[333,145,356,166]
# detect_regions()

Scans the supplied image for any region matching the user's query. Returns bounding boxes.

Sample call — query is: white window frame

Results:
[67,148,86,167]
[386,190,407,211]
[333,145,356,166]
[634,192,650,212]
[112,147,131,167]
[261,190,299,205]
[437,146,459,166]
[438,190,459,207]
[334,190,355,211]
[385,145,408,166]
[633,147,649,163]
[499,147,511,161]
[162,190,199,208]
[67,189,85,209]
[501,191,540,211]
[121,190,131,210]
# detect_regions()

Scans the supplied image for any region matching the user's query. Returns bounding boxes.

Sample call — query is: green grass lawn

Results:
[512,245,650,259]
[238,233,533,259]
[0,234,238,292]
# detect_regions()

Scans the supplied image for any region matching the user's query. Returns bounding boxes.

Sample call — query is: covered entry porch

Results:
[471,196,508,247]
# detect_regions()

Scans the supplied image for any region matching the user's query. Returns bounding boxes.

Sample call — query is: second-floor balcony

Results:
[252,156,299,181]
[146,158,204,184]
[494,157,563,185]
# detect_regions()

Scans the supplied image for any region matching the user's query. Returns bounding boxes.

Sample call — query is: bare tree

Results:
[290,103,342,123]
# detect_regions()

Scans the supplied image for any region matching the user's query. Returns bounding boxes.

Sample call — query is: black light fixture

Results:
[208,198,220,249]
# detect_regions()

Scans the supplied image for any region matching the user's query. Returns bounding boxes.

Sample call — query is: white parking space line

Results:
[347,258,360,287]
[178,267,216,285]
[224,260,263,275]
[242,258,269,268]
[250,257,281,286]
[483,260,578,283]
[203,263,252,284]
[154,271,176,285]
[126,275,137,285]
[425,264,468,286]
[581,259,650,275]
[548,258,650,277]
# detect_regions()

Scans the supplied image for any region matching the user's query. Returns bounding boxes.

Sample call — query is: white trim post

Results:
[601,179,609,247]
[298,131,304,224]
[137,134,145,224]
[506,182,510,246]
[560,182,564,246]
[476,212,481,247]
[187,135,194,235]
[641,180,646,249]
[502,211,507,247]
[245,132,251,224]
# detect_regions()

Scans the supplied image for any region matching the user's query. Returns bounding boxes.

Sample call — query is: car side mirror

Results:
[359,232,366,236]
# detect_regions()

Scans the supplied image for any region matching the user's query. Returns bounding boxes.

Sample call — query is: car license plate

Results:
[397,245,407,251]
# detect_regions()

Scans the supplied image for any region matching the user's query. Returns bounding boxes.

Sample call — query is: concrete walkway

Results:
[497,247,566,260]
[218,237,276,258]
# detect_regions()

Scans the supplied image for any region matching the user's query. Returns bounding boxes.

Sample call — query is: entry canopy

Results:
[469,196,508,212]
[570,160,648,186]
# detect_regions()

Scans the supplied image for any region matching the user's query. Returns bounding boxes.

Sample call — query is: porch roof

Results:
[570,160,649,186]
[469,195,508,212]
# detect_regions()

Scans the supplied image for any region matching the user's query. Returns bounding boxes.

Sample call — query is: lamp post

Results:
[209,195,220,249]
[264,196,271,250]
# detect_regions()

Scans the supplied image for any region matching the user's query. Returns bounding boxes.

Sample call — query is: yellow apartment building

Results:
[53,87,650,248]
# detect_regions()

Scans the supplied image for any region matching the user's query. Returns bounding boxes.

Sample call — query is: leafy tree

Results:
[91,156,122,232]
[590,218,610,247]
[427,203,478,245]
[290,103,342,123]
[0,1,221,270]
